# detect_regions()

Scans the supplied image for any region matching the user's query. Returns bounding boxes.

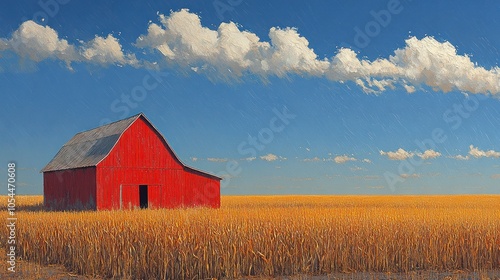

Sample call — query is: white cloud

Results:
[328,36,500,94]
[334,155,357,164]
[260,153,278,162]
[491,174,500,179]
[82,34,138,66]
[190,157,198,162]
[380,148,439,160]
[135,9,328,81]
[469,145,500,158]
[449,145,500,160]
[450,155,470,161]
[362,158,372,163]
[207,157,228,162]
[380,148,414,160]
[303,157,321,162]
[1,20,136,68]
[400,173,420,179]
[266,27,329,77]
[3,11,500,96]
[391,37,500,95]
[244,157,256,161]
[7,21,78,67]
[403,84,416,93]
[418,149,441,160]
[136,10,500,95]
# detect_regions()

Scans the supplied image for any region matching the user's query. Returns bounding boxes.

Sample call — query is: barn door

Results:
[147,185,162,209]
[139,185,148,209]
[120,184,162,210]
[120,185,140,209]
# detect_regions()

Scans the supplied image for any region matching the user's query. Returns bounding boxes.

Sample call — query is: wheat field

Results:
[1,195,499,279]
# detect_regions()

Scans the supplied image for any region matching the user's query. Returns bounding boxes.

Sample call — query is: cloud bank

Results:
[1,20,137,68]
[417,149,442,160]
[468,145,500,159]
[453,145,500,160]
[1,10,500,95]
[260,153,279,162]
[380,148,414,160]
[380,148,441,160]
[136,9,500,95]
[333,155,357,164]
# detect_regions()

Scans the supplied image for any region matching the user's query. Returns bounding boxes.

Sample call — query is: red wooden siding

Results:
[148,185,162,209]
[96,117,220,210]
[44,167,96,210]
[99,117,183,170]
[120,184,140,209]
[184,171,220,208]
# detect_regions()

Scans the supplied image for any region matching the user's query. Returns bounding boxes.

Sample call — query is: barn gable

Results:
[42,113,220,180]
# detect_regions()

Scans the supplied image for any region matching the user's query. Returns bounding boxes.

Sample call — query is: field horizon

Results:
[1,195,499,279]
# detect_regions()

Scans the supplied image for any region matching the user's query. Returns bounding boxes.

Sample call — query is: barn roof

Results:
[41,113,221,180]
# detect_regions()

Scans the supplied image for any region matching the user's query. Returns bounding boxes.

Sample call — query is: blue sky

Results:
[1,0,500,195]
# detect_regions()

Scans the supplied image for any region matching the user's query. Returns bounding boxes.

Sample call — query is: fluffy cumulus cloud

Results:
[333,155,357,164]
[449,145,500,160]
[0,20,136,68]
[135,9,500,95]
[451,154,470,161]
[380,148,442,160]
[260,153,279,162]
[380,148,414,160]
[2,10,500,95]
[7,21,78,66]
[468,145,500,158]
[135,9,328,81]
[82,35,138,66]
[417,149,441,160]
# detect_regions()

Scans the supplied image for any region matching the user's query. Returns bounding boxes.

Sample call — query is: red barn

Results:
[42,113,221,210]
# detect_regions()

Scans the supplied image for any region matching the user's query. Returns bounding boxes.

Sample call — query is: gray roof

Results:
[41,114,140,172]
[41,113,221,180]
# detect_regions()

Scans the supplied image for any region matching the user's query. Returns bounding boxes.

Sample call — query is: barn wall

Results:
[183,170,220,208]
[96,167,174,210]
[43,167,96,210]
[96,117,185,210]
[96,117,220,210]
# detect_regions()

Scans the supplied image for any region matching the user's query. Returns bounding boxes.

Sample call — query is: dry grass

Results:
[0,195,499,279]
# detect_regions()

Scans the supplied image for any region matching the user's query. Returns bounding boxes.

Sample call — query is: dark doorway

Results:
[139,185,148,209]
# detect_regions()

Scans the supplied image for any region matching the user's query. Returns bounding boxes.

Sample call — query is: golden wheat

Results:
[1,195,499,279]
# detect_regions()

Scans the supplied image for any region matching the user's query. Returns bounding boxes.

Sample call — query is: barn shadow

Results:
[0,198,93,213]
[0,203,46,212]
